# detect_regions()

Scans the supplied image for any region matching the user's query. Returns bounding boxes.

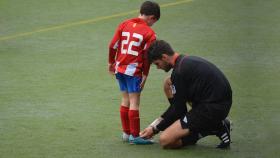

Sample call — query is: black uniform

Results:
[157,55,232,134]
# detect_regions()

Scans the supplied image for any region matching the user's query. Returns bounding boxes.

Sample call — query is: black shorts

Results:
[180,103,231,145]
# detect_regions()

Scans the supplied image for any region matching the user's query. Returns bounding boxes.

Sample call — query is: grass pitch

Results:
[0,0,279,158]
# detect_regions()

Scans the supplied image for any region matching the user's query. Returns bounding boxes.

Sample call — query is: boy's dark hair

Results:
[148,40,175,63]
[140,1,161,20]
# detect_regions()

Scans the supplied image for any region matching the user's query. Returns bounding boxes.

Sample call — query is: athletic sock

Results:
[120,106,130,135]
[168,98,174,105]
[128,110,140,137]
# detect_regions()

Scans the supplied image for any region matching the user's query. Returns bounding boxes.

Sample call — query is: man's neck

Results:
[171,53,180,66]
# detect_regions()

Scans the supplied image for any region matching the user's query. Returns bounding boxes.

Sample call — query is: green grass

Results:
[1,0,279,157]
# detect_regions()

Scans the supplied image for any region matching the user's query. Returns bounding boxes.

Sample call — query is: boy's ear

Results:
[147,15,156,21]
[152,16,158,22]
[151,15,157,20]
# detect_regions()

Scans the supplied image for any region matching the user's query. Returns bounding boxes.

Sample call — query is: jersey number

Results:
[121,32,143,56]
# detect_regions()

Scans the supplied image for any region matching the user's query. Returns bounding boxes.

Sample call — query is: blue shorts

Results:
[115,73,142,93]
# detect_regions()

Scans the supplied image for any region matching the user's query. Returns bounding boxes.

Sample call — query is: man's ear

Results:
[161,54,169,61]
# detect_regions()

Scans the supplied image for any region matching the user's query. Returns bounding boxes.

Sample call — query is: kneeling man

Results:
[140,40,232,149]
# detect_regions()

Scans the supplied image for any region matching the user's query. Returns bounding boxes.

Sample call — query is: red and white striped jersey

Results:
[108,18,156,77]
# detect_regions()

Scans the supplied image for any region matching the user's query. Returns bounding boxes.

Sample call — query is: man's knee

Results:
[159,133,171,148]
[163,77,173,98]
[163,77,171,89]
[159,120,189,149]
[159,132,181,149]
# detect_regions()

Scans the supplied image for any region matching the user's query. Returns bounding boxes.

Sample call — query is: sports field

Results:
[0,0,279,158]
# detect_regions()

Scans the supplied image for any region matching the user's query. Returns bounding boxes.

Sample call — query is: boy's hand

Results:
[108,63,115,75]
[140,75,147,90]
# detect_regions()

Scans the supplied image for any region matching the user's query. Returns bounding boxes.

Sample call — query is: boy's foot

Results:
[129,135,154,145]
[122,133,130,142]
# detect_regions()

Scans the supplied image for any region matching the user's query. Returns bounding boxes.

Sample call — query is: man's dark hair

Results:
[140,1,160,20]
[148,40,175,63]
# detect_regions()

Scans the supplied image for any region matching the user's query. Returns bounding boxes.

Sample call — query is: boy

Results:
[108,1,160,144]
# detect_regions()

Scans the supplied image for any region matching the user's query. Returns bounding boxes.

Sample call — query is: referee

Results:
[140,40,232,149]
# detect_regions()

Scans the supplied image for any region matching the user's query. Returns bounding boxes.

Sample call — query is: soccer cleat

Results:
[122,132,130,142]
[129,135,154,145]
[216,118,231,149]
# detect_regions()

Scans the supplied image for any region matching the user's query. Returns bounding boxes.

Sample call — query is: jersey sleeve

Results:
[142,32,156,76]
[108,23,123,64]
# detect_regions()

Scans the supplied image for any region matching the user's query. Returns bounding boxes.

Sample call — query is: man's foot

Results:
[216,118,231,149]
[129,135,154,145]
[122,133,130,142]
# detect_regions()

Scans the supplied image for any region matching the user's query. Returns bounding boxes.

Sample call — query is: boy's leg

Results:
[120,92,130,136]
[117,74,152,144]
[124,75,141,137]
[128,92,153,144]
[128,92,140,137]
[116,73,131,138]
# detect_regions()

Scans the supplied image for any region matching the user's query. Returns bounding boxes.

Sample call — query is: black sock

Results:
[168,98,174,105]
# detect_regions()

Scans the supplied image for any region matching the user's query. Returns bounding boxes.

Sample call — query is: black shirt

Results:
[157,55,232,131]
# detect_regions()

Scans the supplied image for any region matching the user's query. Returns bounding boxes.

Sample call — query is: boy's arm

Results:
[142,33,156,76]
[140,33,156,89]
[108,23,122,74]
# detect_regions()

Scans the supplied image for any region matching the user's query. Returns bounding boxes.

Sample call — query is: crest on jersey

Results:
[183,116,188,123]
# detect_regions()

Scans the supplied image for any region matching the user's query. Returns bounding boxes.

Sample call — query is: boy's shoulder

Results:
[120,18,141,25]
[118,18,155,35]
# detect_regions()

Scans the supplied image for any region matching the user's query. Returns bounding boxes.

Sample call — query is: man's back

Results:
[172,55,232,105]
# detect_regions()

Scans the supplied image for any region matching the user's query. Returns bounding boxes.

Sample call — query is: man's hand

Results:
[140,117,162,139]
[140,126,154,139]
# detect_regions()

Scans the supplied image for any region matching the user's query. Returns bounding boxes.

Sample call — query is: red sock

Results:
[120,106,130,134]
[129,110,140,137]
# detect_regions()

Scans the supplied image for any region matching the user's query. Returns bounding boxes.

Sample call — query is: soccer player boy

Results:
[108,1,160,144]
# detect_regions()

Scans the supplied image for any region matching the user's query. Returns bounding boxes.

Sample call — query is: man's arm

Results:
[156,76,188,131]
[140,100,187,139]
[156,102,187,131]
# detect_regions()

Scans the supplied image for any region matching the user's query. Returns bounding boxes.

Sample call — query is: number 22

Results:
[121,32,143,56]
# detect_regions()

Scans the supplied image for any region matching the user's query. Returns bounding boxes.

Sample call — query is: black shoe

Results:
[216,118,231,149]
